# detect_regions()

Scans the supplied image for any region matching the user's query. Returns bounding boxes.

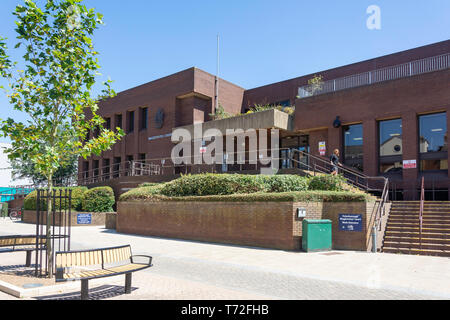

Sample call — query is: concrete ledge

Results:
[0,275,124,299]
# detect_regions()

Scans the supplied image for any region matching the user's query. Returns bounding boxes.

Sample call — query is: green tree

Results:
[0,0,124,277]
[11,151,78,186]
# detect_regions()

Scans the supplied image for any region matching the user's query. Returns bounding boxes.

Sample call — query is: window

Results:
[139,153,146,161]
[104,117,111,130]
[343,124,363,171]
[115,114,123,131]
[103,159,110,180]
[113,157,121,178]
[93,160,99,178]
[379,119,403,174]
[419,112,448,171]
[140,108,148,130]
[93,126,100,138]
[83,161,89,179]
[127,111,135,134]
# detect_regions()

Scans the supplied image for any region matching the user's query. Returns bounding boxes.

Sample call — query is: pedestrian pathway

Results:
[0,220,449,300]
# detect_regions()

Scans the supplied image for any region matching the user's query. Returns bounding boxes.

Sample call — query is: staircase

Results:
[383,201,450,257]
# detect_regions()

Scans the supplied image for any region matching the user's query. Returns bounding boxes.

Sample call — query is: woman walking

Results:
[330,149,341,176]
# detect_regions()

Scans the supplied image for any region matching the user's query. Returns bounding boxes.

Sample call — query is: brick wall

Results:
[118,200,376,251]
[22,210,111,227]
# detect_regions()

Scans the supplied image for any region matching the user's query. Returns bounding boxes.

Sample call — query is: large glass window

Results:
[343,124,363,171]
[379,119,403,174]
[419,112,448,171]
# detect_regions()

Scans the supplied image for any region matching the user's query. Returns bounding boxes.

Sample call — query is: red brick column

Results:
[402,112,419,200]
[363,119,378,177]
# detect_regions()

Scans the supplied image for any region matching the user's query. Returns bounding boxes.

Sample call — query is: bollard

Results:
[372,225,377,253]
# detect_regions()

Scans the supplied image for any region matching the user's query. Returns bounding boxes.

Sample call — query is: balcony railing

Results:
[298,53,450,98]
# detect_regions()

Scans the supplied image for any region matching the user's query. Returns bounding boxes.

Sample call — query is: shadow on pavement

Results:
[34,285,138,300]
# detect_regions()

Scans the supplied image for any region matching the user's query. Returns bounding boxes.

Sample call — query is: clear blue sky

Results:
[0,0,449,143]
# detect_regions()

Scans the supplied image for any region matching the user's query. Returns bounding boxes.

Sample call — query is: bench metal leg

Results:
[81,279,89,300]
[26,251,32,267]
[125,273,132,294]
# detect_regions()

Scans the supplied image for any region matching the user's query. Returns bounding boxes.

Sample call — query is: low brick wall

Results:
[118,201,377,251]
[22,210,114,227]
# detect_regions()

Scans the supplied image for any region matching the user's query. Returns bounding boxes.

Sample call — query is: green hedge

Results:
[120,190,373,203]
[158,174,310,197]
[308,175,346,191]
[24,187,88,211]
[119,173,374,203]
[82,186,115,213]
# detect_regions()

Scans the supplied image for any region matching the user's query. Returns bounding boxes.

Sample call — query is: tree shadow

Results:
[34,285,138,300]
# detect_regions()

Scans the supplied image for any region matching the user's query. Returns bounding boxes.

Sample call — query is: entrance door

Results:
[281,135,310,169]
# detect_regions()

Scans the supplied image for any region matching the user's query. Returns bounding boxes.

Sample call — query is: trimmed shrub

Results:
[257,175,309,193]
[120,190,374,203]
[23,187,88,211]
[308,175,346,191]
[82,187,115,213]
[159,174,263,197]
[138,182,162,188]
[158,174,310,197]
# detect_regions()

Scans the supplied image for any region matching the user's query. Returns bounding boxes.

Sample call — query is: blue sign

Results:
[77,214,92,225]
[339,214,363,232]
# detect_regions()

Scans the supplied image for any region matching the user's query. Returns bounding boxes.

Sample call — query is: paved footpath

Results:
[0,219,449,300]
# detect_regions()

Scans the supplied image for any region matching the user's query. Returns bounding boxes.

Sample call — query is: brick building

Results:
[80,40,450,200]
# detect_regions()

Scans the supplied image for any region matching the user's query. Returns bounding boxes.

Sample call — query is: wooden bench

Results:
[55,245,153,300]
[0,235,46,267]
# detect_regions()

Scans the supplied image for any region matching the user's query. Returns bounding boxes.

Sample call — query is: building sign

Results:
[339,214,363,232]
[148,133,172,141]
[199,147,207,154]
[77,214,92,225]
[403,160,417,169]
[319,141,326,156]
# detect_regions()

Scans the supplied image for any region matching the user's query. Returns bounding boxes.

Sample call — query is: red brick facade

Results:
[81,40,450,200]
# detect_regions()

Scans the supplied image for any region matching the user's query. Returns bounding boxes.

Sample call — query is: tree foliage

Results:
[0,0,124,187]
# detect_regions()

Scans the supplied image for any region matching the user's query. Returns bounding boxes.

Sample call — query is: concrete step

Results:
[384,230,450,238]
[384,236,450,245]
[389,212,450,220]
[382,247,450,257]
[385,226,450,233]
[383,241,450,251]
[388,218,450,225]
[386,221,450,228]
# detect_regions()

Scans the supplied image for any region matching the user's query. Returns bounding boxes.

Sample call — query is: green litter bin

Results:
[302,219,332,252]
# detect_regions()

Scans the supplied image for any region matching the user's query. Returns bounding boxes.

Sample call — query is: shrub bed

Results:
[24,187,88,211]
[158,174,310,197]
[82,186,115,213]
[119,173,373,202]
[120,190,373,203]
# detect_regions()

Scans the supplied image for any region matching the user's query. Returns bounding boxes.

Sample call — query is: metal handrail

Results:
[419,177,425,250]
[288,148,388,193]
[298,53,450,98]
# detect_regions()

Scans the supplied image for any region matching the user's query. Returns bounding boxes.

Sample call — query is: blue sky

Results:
[0,0,449,143]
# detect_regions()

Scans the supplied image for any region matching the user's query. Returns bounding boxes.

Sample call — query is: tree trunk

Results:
[46,175,53,278]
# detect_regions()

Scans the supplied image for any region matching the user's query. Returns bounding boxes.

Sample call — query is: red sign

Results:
[319,142,326,156]
[403,160,417,169]
[199,147,207,154]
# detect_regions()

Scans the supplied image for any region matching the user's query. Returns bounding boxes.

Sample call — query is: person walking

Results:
[330,149,341,176]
